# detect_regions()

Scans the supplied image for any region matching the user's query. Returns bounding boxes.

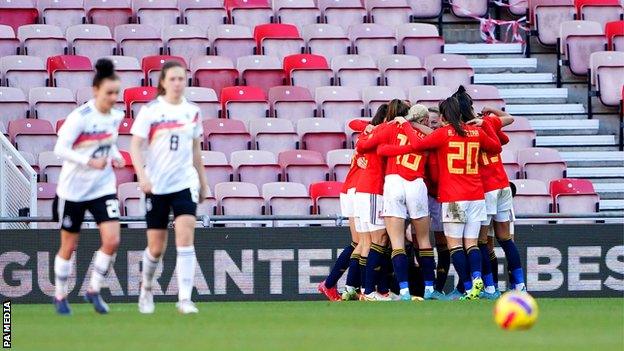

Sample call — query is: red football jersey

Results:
[354,127,386,195]
[479,116,510,193]
[375,122,428,181]
[401,121,502,202]
[424,150,439,197]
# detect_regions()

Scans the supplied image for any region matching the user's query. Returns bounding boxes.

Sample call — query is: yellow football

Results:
[494,291,539,330]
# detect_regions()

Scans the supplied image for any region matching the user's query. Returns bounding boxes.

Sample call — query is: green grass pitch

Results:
[13,298,624,351]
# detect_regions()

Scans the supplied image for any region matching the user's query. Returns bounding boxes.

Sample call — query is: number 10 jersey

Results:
[131,96,203,195]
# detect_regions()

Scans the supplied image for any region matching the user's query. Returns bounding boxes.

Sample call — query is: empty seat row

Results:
[512,178,600,217]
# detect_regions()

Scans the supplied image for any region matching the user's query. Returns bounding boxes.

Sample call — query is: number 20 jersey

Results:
[131,96,203,195]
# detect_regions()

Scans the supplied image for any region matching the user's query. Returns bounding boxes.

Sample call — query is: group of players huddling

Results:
[52,59,207,315]
[318,92,527,302]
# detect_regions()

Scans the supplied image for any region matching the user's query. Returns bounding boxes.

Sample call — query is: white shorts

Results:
[482,187,513,225]
[442,200,487,239]
[354,192,385,232]
[382,175,429,219]
[487,206,517,237]
[340,187,356,217]
[428,195,443,232]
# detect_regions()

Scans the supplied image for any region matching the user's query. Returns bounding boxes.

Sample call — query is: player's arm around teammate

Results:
[129,61,208,314]
[52,59,125,315]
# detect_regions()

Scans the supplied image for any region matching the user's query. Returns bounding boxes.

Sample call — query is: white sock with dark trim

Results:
[89,250,114,293]
[176,246,196,301]
[141,248,160,290]
[54,255,71,299]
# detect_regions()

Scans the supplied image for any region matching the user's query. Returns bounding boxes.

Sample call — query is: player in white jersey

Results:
[52,59,125,315]
[130,61,208,315]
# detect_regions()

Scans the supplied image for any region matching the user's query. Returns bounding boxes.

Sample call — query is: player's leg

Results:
[342,218,362,300]
[376,234,393,298]
[381,179,410,300]
[53,197,85,315]
[460,199,487,300]
[84,195,121,314]
[430,196,450,295]
[139,193,170,314]
[494,217,526,291]
[477,222,498,299]
[364,229,389,300]
[171,188,200,313]
[444,223,471,301]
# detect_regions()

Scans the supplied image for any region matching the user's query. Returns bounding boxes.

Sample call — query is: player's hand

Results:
[139,179,153,194]
[481,106,495,115]
[87,157,107,170]
[112,157,125,168]
[356,157,367,169]
[394,116,407,125]
[467,118,484,127]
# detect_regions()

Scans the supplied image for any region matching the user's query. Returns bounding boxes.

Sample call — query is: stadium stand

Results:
[0,0,622,223]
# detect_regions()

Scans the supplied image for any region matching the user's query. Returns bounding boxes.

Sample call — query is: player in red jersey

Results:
[396,97,502,300]
[318,113,379,302]
[453,86,527,295]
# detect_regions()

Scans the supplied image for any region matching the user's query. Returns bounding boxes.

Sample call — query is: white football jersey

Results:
[55,100,124,202]
[131,96,202,195]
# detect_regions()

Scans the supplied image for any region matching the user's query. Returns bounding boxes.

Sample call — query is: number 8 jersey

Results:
[131,96,203,195]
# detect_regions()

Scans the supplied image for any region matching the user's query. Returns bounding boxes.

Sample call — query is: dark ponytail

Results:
[92,58,118,87]
[157,60,185,96]
[385,99,409,122]
[439,97,466,137]
[371,103,388,126]
[452,85,475,122]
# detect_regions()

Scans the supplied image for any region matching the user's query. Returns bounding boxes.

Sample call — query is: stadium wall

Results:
[1,225,622,303]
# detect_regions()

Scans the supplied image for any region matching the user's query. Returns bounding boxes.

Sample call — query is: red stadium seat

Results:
[279,150,329,188]
[588,51,624,117]
[1,55,47,96]
[464,85,506,112]
[549,178,600,214]
[262,182,312,215]
[117,182,142,216]
[38,0,85,33]
[557,20,606,85]
[114,24,163,62]
[36,182,57,225]
[17,24,67,58]
[530,0,576,47]
[508,0,529,16]
[112,150,136,186]
[46,55,93,94]
[326,149,354,181]
[200,150,234,192]
[302,24,350,61]
[0,0,38,32]
[184,87,220,119]
[0,25,19,57]
[123,86,158,118]
[449,0,489,18]
[38,151,62,183]
[231,150,282,188]
[0,87,29,127]
[163,25,211,64]
[85,0,132,33]
[332,54,380,88]
[220,86,269,122]
[510,179,553,217]
[254,23,304,60]
[575,0,623,27]
[116,118,134,151]
[214,181,265,216]
[517,147,567,185]
[408,0,443,20]
[396,23,444,65]
[309,181,343,215]
[366,0,411,25]
[501,149,520,180]
[377,55,426,90]
[283,54,333,92]
[66,25,117,64]
[605,20,624,51]
[297,118,346,156]
[349,23,398,61]
[274,0,320,28]
[191,56,239,98]
[315,86,364,124]
[408,85,452,109]
[237,55,285,94]
[134,0,180,29]
[248,118,298,155]
[107,56,143,90]
[225,0,273,28]
[180,0,227,32]
[209,24,256,62]
[318,0,366,32]
[141,55,187,86]
[8,118,56,158]
[363,86,407,117]
[202,119,251,157]
[424,54,474,90]
[29,87,77,127]
[268,86,316,121]
[502,116,536,153]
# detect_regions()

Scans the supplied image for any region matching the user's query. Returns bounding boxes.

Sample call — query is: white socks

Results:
[89,250,114,293]
[424,286,435,294]
[141,248,160,290]
[54,255,71,299]
[176,246,196,301]
[484,285,496,294]
[399,287,410,296]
